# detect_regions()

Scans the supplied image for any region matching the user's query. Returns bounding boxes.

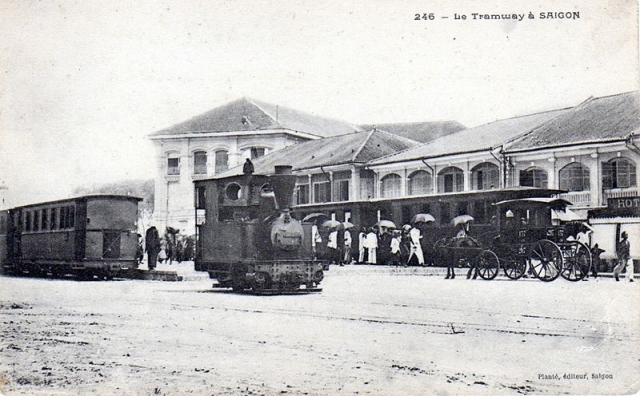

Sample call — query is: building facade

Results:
[148,97,361,233]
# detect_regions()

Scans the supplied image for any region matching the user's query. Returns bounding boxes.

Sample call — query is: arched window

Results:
[214,150,229,173]
[559,163,590,192]
[408,170,432,195]
[381,174,402,198]
[471,162,499,190]
[519,167,548,188]
[438,166,464,193]
[193,151,207,174]
[602,158,637,189]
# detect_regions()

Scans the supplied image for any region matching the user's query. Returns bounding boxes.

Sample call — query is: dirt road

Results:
[1,266,639,395]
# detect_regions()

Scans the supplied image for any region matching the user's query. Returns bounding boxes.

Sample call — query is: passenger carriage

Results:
[2,195,142,279]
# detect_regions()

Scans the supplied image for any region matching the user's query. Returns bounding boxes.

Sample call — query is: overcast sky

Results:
[1,0,638,207]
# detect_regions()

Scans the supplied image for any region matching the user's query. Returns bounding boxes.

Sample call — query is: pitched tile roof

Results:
[359,121,466,143]
[213,129,419,178]
[368,108,572,166]
[505,91,640,152]
[151,97,360,138]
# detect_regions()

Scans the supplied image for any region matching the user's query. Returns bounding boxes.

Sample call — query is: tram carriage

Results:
[1,195,142,279]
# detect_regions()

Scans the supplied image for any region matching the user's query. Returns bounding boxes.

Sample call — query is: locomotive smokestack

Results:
[270,165,296,210]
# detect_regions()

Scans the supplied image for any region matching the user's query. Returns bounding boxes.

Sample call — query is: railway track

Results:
[124,289,635,342]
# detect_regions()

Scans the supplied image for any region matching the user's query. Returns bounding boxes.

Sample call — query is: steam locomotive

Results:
[194,166,327,293]
[0,194,142,279]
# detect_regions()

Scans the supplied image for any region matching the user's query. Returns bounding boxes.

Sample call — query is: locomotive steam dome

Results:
[270,209,304,251]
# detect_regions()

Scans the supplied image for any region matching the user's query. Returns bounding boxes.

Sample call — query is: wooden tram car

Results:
[289,186,592,281]
[194,166,326,293]
[1,195,141,279]
[292,187,567,263]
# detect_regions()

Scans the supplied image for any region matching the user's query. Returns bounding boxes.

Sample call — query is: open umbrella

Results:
[412,213,435,224]
[165,226,180,235]
[452,215,474,227]
[342,221,355,229]
[322,219,343,229]
[377,220,397,229]
[302,213,329,222]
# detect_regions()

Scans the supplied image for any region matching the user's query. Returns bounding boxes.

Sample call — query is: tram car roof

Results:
[494,197,573,210]
[9,194,142,210]
[367,187,565,204]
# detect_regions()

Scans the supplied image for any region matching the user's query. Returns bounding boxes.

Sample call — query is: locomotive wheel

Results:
[232,281,246,292]
[503,257,526,280]
[252,272,272,291]
[560,242,592,282]
[529,240,562,282]
[476,250,500,280]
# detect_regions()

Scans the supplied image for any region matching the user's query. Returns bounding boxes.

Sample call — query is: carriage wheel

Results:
[528,240,562,282]
[503,257,527,280]
[476,250,500,280]
[560,242,592,282]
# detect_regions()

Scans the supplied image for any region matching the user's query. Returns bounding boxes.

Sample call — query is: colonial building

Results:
[150,92,639,260]
[503,91,640,258]
[366,108,572,198]
[149,98,360,232]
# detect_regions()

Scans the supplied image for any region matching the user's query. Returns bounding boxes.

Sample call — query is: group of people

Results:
[356,224,427,267]
[336,214,636,282]
[312,221,428,267]
[141,226,195,271]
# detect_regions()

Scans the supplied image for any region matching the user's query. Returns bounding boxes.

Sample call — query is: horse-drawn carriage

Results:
[434,198,592,281]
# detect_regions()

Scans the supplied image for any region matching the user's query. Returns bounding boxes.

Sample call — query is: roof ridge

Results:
[498,108,573,149]
[352,129,376,161]
[374,128,423,145]
[243,97,282,128]
[479,106,573,128]
[363,134,428,165]
[248,97,361,135]
[361,120,463,127]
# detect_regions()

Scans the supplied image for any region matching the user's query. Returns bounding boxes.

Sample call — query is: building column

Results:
[401,168,408,196]
[588,153,600,207]
[351,166,359,201]
[464,161,471,191]
[547,158,557,189]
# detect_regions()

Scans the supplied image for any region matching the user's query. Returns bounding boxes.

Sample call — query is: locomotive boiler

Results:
[194,165,326,293]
